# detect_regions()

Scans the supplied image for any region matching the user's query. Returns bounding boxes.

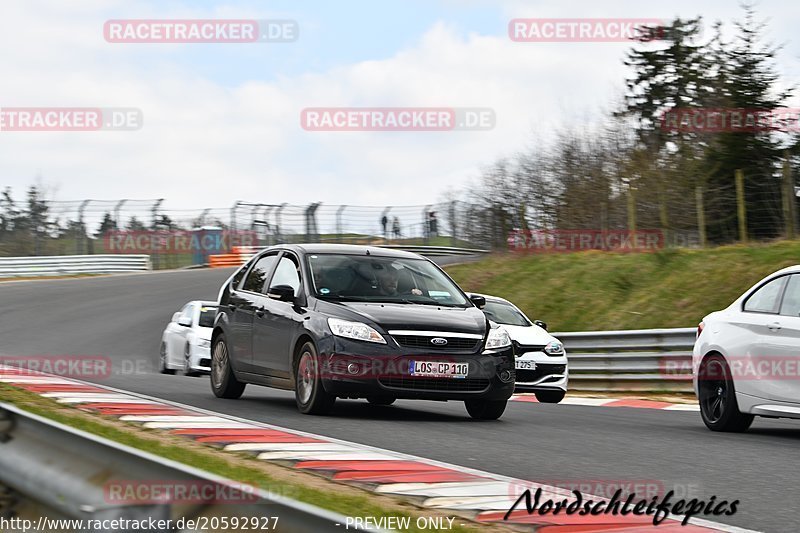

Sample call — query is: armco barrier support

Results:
[554,327,697,393]
[0,255,151,277]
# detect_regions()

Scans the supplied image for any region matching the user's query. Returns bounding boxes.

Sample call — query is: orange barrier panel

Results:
[208,254,245,268]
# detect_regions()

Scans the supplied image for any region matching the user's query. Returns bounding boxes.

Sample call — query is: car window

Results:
[178,303,193,324]
[230,263,249,288]
[198,305,217,327]
[269,255,301,296]
[743,276,787,314]
[241,253,279,293]
[779,275,800,316]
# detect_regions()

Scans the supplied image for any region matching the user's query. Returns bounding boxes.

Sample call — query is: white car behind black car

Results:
[475,294,568,403]
[694,265,800,432]
[159,300,216,376]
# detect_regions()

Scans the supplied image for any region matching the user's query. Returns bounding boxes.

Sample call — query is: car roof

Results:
[769,265,800,276]
[272,243,424,260]
[471,293,514,305]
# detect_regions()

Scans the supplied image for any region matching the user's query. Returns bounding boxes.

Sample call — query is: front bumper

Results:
[189,344,212,373]
[319,337,515,401]
[513,350,569,393]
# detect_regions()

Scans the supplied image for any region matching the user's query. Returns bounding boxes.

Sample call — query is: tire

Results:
[535,390,566,404]
[159,342,175,375]
[698,354,753,432]
[183,343,199,377]
[210,334,246,399]
[465,399,507,420]
[294,342,336,415]
[367,396,396,406]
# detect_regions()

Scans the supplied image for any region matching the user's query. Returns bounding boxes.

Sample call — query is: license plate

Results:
[410,361,468,379]
[515,360,537,370]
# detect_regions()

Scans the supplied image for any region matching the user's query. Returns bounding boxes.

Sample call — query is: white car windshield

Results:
[198,306,217,328]
[482,301,531,327]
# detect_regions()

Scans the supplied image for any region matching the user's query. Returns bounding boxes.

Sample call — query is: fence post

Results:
[627,184,637,235]
[783,156,796,239]
[735,169,747,243]
[336,205,347,243]
[77,200,90,255]
[695,186,707,248]
[450,200,457,247]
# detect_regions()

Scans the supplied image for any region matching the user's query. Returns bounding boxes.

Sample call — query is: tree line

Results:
[461,3,799,247]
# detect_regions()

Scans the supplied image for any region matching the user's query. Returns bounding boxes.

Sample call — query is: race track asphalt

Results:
[1,265,797,532]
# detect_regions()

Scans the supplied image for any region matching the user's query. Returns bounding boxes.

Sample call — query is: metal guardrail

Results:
[0,255,151,277]
[553,327,697,393]
[0,403,382,533]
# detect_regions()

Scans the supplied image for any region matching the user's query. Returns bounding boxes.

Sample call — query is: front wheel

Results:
[210,335,246,399]
[465,399,507,420]
[183,343,200,377]
[698,354,753,432]
[535,390,565,404]
[294,342,336,415]
[159,343,175,375]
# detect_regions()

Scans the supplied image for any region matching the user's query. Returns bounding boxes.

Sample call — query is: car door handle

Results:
[768,321,782,331]
[255,307,266,318]
[228,304,237,311]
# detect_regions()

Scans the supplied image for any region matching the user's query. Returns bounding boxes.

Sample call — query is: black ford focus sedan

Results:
[211,244,515,419]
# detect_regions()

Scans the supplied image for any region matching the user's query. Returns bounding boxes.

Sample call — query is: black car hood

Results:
[316,300,487,334]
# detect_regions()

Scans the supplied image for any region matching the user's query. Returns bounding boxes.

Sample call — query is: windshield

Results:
[307,254,469,307]
[198,305,217,328]
[482,300,531,327]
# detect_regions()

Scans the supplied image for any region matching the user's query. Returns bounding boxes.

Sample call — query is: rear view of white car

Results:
[159,300,217,376]
[476,294,568,403]
[694,265,800,432]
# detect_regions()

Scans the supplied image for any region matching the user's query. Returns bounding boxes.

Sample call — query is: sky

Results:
[1,0,798,217]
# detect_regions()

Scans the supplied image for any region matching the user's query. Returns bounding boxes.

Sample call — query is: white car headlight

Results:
[198,339,211,349]
[328,318,386,344]
[485,327,512,350]
[544,340,564,355]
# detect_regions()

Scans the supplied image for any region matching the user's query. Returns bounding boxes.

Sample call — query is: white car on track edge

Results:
[473,293,569,403]
[159,300,217,376]
[694,265,800,431]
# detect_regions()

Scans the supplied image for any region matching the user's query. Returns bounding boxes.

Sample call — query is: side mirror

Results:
[534,320,547,331]
[268,284,296,303]
[469,294,486,309]
[177,316,192,327]
[171,312,181,323]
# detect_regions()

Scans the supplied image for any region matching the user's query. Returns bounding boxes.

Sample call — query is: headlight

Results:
[198,339,211,348]
[328,318,386,344]
[544,340,564,355]
[484,327,512,350]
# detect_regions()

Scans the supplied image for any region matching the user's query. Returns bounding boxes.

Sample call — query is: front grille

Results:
[516,364,566,383]
[392,335,480,351]
[379,376,490,392]
[514,342,547,355]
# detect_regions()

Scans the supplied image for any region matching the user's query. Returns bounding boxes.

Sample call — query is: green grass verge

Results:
[0,383,496,533]
[445,240,800,331]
